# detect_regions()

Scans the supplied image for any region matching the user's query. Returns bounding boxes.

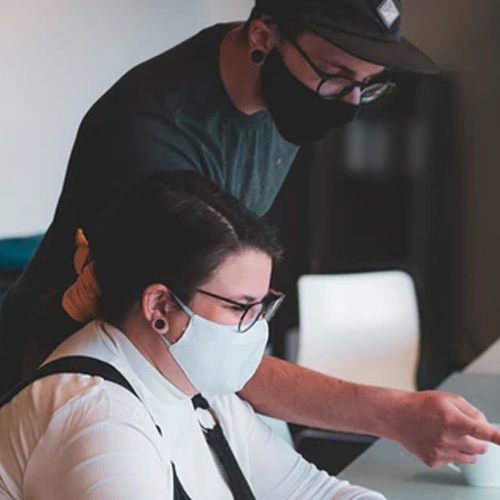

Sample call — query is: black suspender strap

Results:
[0,356,140,408]
[192,394,256,500]
[0,356,191,500]
[1,356,256,500]
[171,463,192,500]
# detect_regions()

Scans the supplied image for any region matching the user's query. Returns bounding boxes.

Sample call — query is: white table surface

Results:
[338,336,500,499]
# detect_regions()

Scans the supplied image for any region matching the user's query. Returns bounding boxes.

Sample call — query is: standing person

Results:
[0,171,386,499]
[1,0,498,467]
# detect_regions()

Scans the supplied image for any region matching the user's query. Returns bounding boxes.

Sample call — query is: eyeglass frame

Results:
[284,37,396,103]
[197,288,285,333]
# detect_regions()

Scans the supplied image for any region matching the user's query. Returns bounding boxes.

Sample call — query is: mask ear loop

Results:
[170,293,194,318]
[160,293,195,348]
[269,23,280,53]
[159,333,173,348]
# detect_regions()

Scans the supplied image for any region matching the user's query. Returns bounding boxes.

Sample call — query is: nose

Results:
[341,87,361,105]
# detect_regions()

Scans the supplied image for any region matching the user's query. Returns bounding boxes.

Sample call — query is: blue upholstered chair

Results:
[0,234,43,302]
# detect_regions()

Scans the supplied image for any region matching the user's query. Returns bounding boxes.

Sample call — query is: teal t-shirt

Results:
[0,23,299,368]
[72,22,298,218]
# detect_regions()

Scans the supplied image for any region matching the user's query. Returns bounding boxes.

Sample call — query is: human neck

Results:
[118,312,197,396]
[219,26,267,115]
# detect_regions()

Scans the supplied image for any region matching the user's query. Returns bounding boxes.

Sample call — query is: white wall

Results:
[0,0,252,237]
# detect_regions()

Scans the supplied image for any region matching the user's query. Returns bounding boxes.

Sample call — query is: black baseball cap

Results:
[254,0,437,74]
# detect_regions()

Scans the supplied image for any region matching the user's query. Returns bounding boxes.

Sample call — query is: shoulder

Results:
[2,320,162,457]
[22,377,172,500]
[0,372,165,496]
[94,23,236,111]
[5,371,158,444]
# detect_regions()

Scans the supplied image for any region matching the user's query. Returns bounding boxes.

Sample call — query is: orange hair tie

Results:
[62,229,101,322]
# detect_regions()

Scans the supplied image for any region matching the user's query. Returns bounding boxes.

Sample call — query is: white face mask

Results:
[160,297,269,396]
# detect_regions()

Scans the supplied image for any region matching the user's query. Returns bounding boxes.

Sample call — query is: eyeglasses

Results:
[286,38,396,104]
[197,288,285,333]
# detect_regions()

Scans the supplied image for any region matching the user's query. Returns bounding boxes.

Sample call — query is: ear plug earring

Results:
[250,49,265,64]
[154,318,166,331]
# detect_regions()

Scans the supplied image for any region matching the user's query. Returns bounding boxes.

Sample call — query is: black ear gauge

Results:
[154,318,166,331]
[250,49,266,64]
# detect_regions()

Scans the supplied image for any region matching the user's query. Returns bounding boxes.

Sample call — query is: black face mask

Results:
[261,49,360,145]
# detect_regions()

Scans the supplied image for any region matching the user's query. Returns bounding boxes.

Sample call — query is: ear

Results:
[247,18,277,55]
[141,283,173,326]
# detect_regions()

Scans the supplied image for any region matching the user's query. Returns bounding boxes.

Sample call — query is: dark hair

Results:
[90,171,282,325]
[242,6,306,41]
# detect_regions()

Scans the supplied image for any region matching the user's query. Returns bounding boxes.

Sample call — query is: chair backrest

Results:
[297,270,420,391]
[0,234,43,305]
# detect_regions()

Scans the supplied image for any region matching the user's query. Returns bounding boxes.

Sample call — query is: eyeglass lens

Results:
[287,37,395,104]
[318,79,395,103]
[238,293,285,333]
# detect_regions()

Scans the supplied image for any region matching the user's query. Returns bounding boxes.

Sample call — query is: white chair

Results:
[295,270,420,392]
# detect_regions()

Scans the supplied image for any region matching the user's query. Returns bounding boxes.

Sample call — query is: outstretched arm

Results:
[238,354,500,468]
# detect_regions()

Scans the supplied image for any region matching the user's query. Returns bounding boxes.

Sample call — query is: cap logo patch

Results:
[377,0,400,29]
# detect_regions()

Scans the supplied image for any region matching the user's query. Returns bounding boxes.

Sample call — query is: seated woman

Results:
[0,172,385,500]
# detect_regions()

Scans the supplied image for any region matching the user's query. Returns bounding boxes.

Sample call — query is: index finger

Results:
[453,397,500,443]
[468,420,500,444]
